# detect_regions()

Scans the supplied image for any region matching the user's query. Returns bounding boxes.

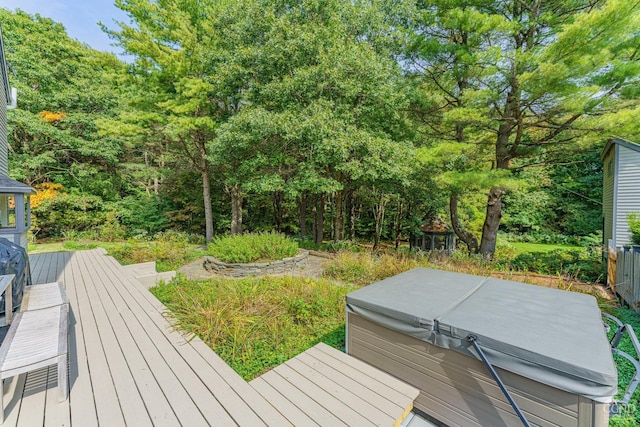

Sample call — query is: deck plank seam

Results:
[300,350,407,413]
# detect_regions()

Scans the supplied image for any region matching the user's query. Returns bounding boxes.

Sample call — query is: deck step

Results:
[251,342,419,426]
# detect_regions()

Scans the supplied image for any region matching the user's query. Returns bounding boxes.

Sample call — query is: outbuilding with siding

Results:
[602,137,640,249]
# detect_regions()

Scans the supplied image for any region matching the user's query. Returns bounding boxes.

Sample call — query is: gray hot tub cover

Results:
[346,268,618,403]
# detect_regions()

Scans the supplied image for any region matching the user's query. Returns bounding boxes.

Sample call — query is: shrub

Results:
[628,213,640,245]
[208,232,298,263]
[116,195,171,235]
[108,232,206,272]
[33,193,107,238]
[504,247,604,283]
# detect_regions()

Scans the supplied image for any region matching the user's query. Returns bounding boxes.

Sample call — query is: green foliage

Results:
[32,193,107,238]
[207,233,298,263]
[2,9,127,199]
[2,3,637,254]
[99,210,127,242]
[500,231,603,247]
[628,214,640,245]
[297,238,362,253]
[116,195,171,236]
[151,276,351,379]
[108,232,206,272]
[504,248,604,283]
[601,306,640,426]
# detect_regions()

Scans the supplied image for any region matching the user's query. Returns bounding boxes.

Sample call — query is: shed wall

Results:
[615,145,640,246]
[0,72,8,177]
[603,147,615,247]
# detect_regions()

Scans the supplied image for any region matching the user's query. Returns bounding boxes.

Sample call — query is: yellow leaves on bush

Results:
[39,111,67,123]
[31,183,64,208]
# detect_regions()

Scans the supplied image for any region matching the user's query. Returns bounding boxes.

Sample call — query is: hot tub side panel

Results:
[347,312,609,427]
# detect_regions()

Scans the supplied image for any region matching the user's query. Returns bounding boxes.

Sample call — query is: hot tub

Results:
[346,268,617,427]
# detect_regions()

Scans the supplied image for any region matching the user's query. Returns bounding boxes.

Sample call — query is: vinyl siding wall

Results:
[603,147,615,247]
[615,145,640,246]
[0,74,8,176]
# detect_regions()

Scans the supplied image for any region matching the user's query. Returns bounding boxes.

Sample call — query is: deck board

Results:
[251,343,419,427]
[2,249,418,426]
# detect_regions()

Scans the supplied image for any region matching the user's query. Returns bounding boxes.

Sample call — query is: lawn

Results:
[509,242,583,253]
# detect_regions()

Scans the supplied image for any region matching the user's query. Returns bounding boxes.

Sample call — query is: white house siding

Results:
[0,74,7,177]
[603,147,615,247]
[615,145,640,246]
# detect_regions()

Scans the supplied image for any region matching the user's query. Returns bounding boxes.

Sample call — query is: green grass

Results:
[509,242,583,253]
[601,304,640,426]
[151,275,352,380]
[208,232,298,263]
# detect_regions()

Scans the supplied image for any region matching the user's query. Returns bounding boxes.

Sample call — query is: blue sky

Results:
[2,0,129,57]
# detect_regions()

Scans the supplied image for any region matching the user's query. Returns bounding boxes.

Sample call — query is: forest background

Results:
[2,0,640,260]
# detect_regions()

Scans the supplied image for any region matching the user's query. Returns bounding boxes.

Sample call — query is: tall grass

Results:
[151,275,351,380]
[323,250,509,287]
[107,231,206,271]
[208,232,298,263]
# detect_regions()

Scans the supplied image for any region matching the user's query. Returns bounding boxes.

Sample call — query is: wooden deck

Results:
[1,249,418,426]
[251,343,417,426]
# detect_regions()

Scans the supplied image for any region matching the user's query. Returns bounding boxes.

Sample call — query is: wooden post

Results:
[608,243,617,294]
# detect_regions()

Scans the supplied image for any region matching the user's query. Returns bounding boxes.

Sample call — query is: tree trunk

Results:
[299,193,307,239]
[273,191,283,233]
[230,184,243,235]
[479,80,517,256]
[394,198,403,250]
[372,191,387,251]
[479,187,505,258]
[334,190,345,241]
[201,163,214,243]
[349,192,356,242]
[314,194,325,245]
[449,193,478,254]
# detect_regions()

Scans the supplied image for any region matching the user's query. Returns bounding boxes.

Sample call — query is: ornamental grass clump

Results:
[207,232,298,263]
[152,275,351,379]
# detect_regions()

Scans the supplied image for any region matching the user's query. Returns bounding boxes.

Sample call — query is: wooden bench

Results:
[0,304,68,422]
[0,281,69,423]
[21,281,69,311]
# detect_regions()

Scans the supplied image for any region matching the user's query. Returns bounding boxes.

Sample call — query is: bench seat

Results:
[0,304,68,422]
[21,281,69,311]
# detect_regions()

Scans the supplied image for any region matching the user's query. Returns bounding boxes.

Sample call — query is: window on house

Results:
[0,195,16,228]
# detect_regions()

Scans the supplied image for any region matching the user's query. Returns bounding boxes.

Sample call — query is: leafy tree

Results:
[108,0,277,241]
[2,9,126,197]
[407,0,640,257]
[213,0,414,245]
